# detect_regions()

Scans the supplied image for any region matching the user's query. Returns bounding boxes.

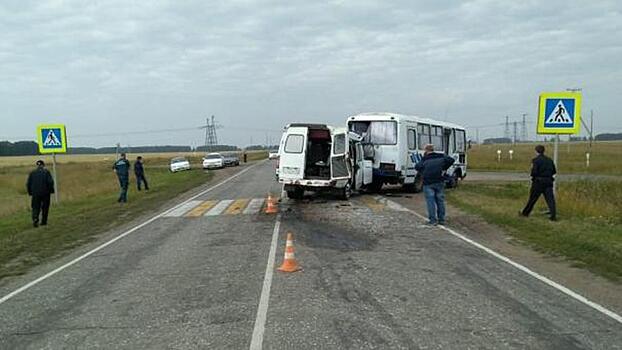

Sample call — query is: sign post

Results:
[536,92,582,192]
[37,124,68,203]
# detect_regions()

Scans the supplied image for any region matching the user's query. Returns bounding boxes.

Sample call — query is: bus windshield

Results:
[349,121,397,145]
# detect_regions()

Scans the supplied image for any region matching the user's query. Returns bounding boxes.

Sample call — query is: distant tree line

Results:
[245,144,279,150]
[594,133,622,141]
[0,141,243,156]
[0,141,39,156]
[195,145,240,152]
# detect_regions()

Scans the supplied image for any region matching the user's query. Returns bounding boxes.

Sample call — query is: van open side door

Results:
[330,130,350,181]
[278,126,307,181]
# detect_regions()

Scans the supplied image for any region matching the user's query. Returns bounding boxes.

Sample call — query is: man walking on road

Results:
[415,144,455,225]
[134,156,149,191]
[520,145,557,221]
[26,160,55,227]
[113,153,130,203]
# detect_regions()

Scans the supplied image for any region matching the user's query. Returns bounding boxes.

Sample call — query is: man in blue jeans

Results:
[414,144,455,225]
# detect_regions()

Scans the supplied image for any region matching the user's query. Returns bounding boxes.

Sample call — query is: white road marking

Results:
[0,161,266,306]
[249,215,282,350]
[244,198,265,214]
[162,200,203,217]
[383,197,622,325]
[204,199,234,216]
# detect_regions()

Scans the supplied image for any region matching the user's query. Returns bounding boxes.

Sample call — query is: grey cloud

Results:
[1,0,621,146]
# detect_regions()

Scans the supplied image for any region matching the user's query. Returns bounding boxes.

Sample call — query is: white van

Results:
[347,112,467,192]
[278,123,373,199]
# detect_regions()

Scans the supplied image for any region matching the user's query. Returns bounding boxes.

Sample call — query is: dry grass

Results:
[447,180,622,280]
[467,141,622,175]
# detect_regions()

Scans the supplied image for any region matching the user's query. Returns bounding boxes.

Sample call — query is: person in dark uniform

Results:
[134,156,149,191]
[113,153,130,203]
[520,145,557,221]
[26,160,55,227]
[414,144,455,225]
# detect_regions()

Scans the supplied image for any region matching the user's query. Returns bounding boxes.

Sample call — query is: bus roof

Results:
[348,112,465,130]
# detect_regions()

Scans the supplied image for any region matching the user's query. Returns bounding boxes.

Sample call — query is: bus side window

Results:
[407,129,416,150]
[417,124,430,149]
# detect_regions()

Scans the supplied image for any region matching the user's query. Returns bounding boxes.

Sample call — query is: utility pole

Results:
[504,116,510,140]
[521,113,527,142]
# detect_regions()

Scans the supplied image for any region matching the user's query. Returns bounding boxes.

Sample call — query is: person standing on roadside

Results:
[414,144,455,225]
[520,145,557,221]
[134,156,149,191]
[26,160,55,227]
[113,153,130,203]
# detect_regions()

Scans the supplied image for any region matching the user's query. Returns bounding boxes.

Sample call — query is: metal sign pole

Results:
[52,152,59,204]
[553,135,559,194]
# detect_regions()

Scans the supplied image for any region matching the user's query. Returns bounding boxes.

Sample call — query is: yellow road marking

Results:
[359,196,386,212]
[224,198,250,215]
[186,200,217,217]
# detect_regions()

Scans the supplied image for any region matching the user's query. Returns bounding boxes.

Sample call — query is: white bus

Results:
[347,112,467,192]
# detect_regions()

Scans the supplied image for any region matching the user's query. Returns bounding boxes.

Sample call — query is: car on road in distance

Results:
[170,157,191,172]
[268,149,279,159]
[203,153,225,169]
[223,154,240,167]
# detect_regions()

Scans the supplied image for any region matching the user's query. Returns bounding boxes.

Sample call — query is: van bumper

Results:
[280,178,333,187]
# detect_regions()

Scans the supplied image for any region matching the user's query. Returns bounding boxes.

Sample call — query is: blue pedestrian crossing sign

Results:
[37,124,68,154]
[537,92,582,134]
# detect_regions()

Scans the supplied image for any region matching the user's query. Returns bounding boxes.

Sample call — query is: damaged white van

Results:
[278,123,373,199]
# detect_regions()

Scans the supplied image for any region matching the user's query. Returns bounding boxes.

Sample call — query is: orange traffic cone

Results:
[277,233,302,272]
[265,194,278,214]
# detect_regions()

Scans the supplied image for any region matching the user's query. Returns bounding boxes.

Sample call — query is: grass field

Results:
[0,151,267,280]
[447,180,622,281]
[467,141,622,175]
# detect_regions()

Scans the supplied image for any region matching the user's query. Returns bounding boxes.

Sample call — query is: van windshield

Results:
[349,121,397,145]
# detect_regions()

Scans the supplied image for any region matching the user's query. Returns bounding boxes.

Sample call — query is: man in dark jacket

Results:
[134,156,149,191]
[520,145,557,221]
[113,153,130,203]
[26,160,55,227]
[414,144,455,225]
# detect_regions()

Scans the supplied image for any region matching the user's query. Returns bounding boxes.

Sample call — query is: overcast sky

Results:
[2,0,621,147]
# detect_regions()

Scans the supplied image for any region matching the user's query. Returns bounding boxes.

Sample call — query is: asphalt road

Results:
[1,160,621,349]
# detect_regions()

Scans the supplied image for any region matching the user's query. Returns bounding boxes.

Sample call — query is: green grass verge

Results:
[0,166,215,280]
[446,180,622,281]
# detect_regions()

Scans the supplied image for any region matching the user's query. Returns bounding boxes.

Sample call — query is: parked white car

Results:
[170,157,191,172]
[268,150,279,159]
[203,153,224,169]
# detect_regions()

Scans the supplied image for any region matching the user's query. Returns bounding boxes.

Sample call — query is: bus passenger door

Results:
[404,128,418,184]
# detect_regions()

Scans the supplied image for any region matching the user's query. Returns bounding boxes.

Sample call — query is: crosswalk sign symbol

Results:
[37,124,68,154]
[43,129,62,147]
[537,92,581,134]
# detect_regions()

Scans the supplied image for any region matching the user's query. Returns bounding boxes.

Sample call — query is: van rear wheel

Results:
[338,181,352,200]
[286,186,304,199]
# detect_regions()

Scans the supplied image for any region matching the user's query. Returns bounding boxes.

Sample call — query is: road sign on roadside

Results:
[37,124,67,154]
[537,92,581,135]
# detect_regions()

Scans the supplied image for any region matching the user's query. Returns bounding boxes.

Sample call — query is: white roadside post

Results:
[497,149,502,163]
[509,149,514,161]
[586,152,590,168]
